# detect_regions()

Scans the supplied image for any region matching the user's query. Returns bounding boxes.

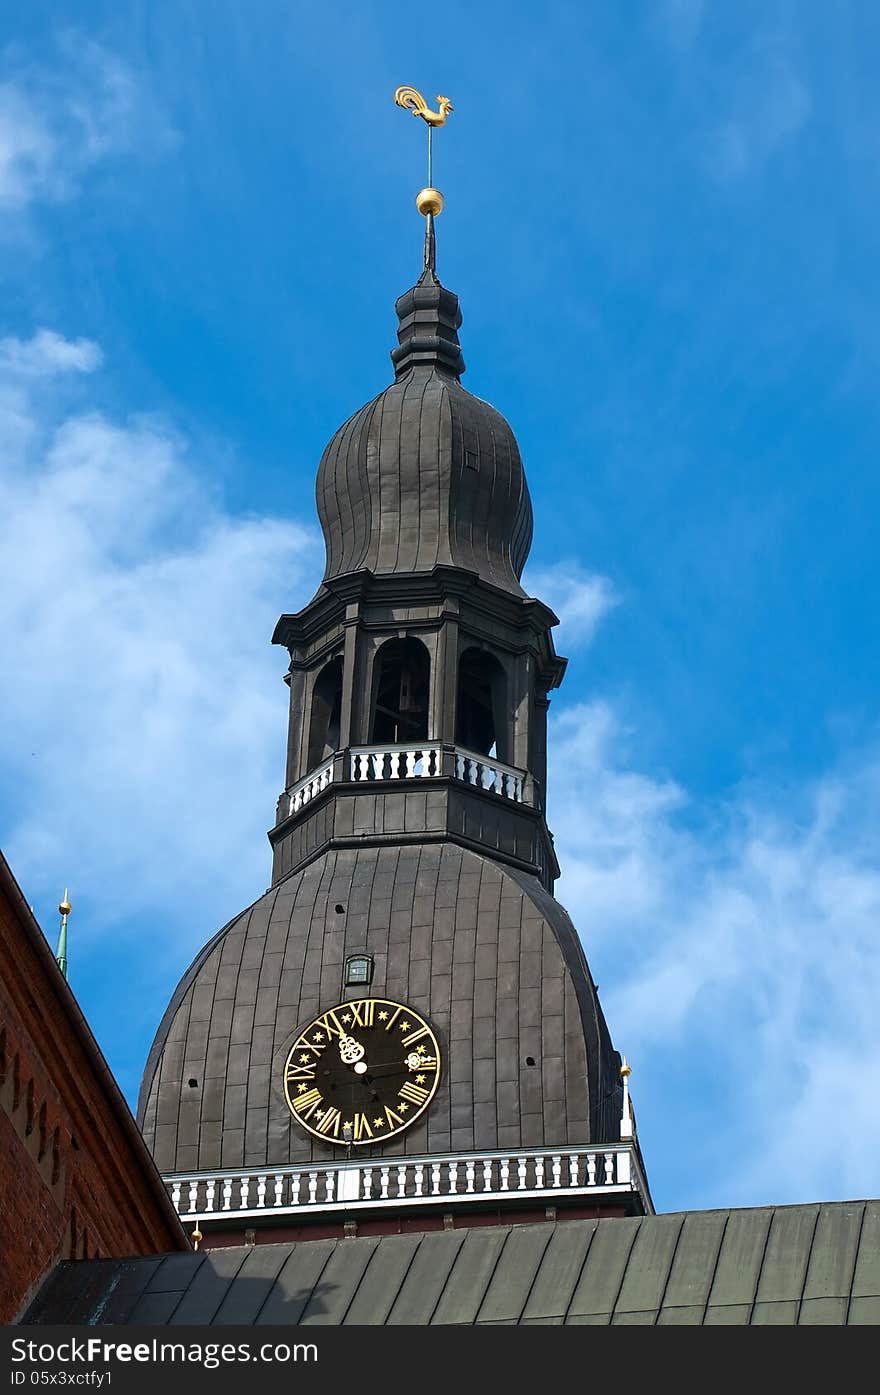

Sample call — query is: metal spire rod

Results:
[393,85,454,277]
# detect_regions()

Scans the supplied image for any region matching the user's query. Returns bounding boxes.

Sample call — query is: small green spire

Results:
[56,888,71,980]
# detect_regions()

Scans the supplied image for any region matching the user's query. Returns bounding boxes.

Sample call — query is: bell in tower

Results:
[138,90,652,1238]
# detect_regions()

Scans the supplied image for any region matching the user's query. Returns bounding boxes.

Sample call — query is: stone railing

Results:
[350,744,442,782]
[165,1143,651,1224]
[282,756,334,819]
[279,744,531,823]
[454,747,525,803]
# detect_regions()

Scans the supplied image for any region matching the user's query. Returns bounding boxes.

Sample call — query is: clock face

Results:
[283,998,442,1146]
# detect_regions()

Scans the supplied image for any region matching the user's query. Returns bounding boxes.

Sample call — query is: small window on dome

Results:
[344,954,373,987]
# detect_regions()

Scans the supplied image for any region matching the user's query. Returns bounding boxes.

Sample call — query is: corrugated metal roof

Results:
[25,1201,879,1326]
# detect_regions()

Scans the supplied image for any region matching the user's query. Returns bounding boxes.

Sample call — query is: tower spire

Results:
[394,85,454,274]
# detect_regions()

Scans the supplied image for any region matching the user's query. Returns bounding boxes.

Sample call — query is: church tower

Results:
[138,100,652,1239]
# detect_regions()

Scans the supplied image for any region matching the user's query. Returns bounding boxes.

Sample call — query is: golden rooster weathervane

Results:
[394,85,454,272]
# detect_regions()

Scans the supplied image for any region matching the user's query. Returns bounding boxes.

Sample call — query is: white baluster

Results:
[240,1176,250,1209]
[448,1163,458,1194]
[325,1170,335,1203]
[500,1158,510,1191]
[222,1178,232,1211]
[551,1154,562,1188]
[568,1155,579,1187]
[363,1167,373,1199]
[414,1164,424,1197]
[274,1174,283,1208]
[187,1180,198,1213]
[291,1173,302,1206]
[171,1181,181,1211]
[380,1166,390,1198]
[205,1179,216,1212]
[604,1153,614,1185]
[587,1153,596,1186]
[406,749,416,778]
[517,1156,528,1190]
[390,750,400,779]
[482,1160,493,1192]
[308,1170,318,1204]
[455,753,464,780]
[535,1157,544,1189]
[257,1174,267,1207]
[466,1160,476,1193]
[431,1162,441,1195]
[396,1164,407,1196]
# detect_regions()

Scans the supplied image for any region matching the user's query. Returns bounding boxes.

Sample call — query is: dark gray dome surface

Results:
[138,843,621,1174]
[315,268,533,595]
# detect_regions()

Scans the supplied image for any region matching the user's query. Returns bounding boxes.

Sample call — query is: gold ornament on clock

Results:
[283,998,442,1145]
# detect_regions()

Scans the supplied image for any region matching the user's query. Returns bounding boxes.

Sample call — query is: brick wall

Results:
[0,854,186,1322]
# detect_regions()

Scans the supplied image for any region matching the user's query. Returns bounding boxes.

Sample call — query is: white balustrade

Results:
[284,757,334,818]
[282,743,528,818]
[164,1143,649,1223]
[350,745,441,782]
[453,747,525,802]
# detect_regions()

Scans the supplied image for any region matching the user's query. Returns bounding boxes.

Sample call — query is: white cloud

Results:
[0,35,171,211]
[550,701,880,1207]
[702,38,811,183]
[0,331,321,936]
[0,328,103,375]
[524,561,618,645]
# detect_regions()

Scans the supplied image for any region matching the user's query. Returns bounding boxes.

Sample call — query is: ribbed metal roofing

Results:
[25,1201,880,1325]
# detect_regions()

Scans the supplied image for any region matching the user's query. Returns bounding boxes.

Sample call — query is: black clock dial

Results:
[283,998,442,1145]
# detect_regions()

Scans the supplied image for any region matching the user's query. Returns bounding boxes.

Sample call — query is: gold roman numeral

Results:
[285,1063,316,1083]
[312,1009,345,1039]
[383,1006,403,1032]
[348,999,375,1028]
[399,1081,431,1106]
[291,1087,323,1118]
[353,1112,373,1141]
[315,1106,342,1137]
[384,1104,404,1129]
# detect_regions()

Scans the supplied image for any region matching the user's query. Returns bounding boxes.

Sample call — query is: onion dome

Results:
[315,267,533,595]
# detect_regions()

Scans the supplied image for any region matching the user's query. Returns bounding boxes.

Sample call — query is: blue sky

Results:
[2,1,879,1213]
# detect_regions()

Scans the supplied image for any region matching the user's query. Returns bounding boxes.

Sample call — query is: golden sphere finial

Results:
[191,1225,203,1251]
[619,1056,632,1079]
[416,187,444,218]
[59,889,72,917]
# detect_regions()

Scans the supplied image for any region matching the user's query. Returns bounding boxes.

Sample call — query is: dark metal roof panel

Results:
[474,1224,554,1324]
[614,1212,684,1316]
[343,1234,423,1325]
[754,1205,820,1304]
[167,1247,249,1325]
[520,1219,597,1322]
[565,1215,641,1320]
[384,1231,467,1325]
[704,1206,773,1308]
[659,1210,727,1313]
[802,1202,864,1300]
[253,1241,337,1326]
[431,1227,510,1325]
[852,1200,880,1297]
[25,1202,880,1327]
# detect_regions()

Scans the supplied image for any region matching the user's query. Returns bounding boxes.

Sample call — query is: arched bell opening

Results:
[306,657,343,768]
[370,637,431,744]
[456,647,509,762]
